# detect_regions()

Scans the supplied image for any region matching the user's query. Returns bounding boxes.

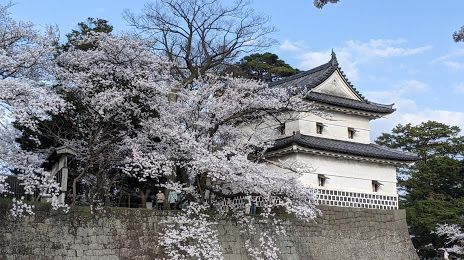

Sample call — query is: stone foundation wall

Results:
[0,201,418,260]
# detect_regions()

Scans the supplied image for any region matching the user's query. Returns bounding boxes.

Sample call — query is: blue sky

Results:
[9,0,464,140]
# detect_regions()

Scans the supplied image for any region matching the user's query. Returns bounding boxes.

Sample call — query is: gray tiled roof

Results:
[268,52,339,90]
[269,134,419,162]
[269,52,394,114]
[306,92,395,113]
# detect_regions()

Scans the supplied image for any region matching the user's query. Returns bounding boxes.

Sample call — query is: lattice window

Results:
[317,188,397,210]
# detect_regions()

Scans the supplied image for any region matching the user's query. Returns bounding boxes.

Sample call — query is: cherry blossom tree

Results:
[119,66,321,258]
[17,32,175,206]
[434,224,464,257]
[53,27,320,260]
[0,3,66,208]
[123,70,320,218]
[2,7,320,257]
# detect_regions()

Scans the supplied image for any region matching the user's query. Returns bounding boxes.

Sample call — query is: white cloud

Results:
[431,49,464,72]
[345,39,431,61]
[444,61,464,70]
[279,38,431,82]
[371,109,464,141]
[454,82,464,94]
[364,79,428,113]
[397,80,429,96]
[294,50,360,81]
[279,40,305,52]
[363,93,418,113]
[394,98,418,112]
[363,90,392,101]
[431,48,464,63]
[298,51,331,69]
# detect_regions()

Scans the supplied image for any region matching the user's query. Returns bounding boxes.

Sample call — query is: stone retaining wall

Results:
[0,201,418,260]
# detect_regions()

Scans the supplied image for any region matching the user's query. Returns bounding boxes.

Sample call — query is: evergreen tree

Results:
[238,52,300,82]
[376,121,464,258]
[59,17,113,52]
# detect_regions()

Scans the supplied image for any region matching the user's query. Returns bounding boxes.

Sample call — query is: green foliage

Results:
[237,52,300,82]
[59,17,113,52]
[376,121,464,258]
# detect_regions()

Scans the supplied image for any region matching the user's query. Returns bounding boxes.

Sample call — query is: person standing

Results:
[156,190,165,210]
[168,190,178,210]
[251,197,257,215]
[245,196,251,214]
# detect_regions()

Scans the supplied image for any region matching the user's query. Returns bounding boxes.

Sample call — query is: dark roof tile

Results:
[269,52,394,114]
[306,92,395,113]
[269,134,419,162]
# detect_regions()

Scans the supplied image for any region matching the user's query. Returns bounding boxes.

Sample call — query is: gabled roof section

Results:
[269,51,395,114]
[268,51,340,90]
[268,134,420,162]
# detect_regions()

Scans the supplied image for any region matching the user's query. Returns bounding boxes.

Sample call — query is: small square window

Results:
[316,123,324,134]
[348,127,355,139]
[318,174,328,187]
[277,123,285,135]
[372,180,382,192]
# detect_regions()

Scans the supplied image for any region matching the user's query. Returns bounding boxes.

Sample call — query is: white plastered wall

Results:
[297,111,371,144]
[267,152,398,196]
[252,110,372,144]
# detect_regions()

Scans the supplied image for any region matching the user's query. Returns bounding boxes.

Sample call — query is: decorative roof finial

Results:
[330,49,338,65]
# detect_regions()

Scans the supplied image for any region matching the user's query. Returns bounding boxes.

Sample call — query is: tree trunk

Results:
[135,188,151,208]
[72,171,86,206]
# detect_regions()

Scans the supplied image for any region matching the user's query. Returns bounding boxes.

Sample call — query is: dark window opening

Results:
[348,127,355,139]
[316,123,324,134]
[277,123,285,135]
[318,174,329,187]
[372,180,382,192]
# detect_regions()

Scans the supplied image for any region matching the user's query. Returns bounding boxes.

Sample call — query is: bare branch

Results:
[124,0,277,85]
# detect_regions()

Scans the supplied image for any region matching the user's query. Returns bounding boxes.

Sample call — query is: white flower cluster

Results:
[10,197,35,218]
[158,203,223,260]
[50,196,70,213]
[240,217,283,260]
[0,175,9,195]
[434,224,464,255]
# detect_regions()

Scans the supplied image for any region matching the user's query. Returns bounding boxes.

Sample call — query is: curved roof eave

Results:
[267,134,420,162]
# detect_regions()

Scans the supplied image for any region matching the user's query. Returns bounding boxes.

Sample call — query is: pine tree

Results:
[376,121,464,258]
